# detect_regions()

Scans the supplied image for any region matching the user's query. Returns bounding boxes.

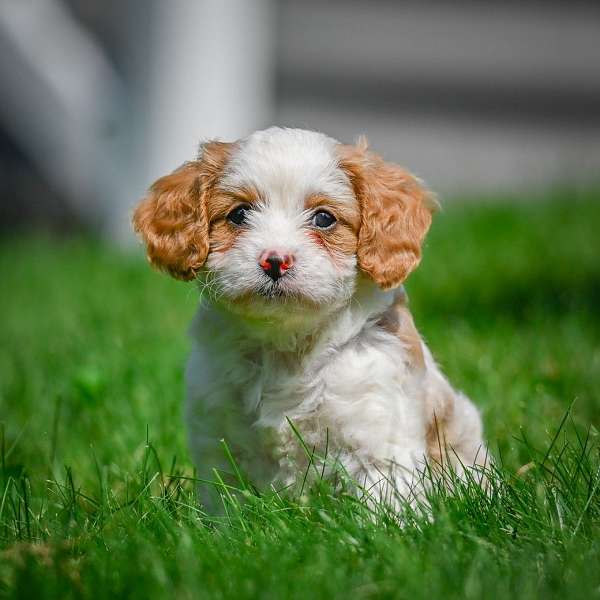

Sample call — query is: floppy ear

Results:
[339,138,438,289]
[132,141,233,281]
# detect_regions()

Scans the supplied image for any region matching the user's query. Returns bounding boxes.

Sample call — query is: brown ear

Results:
[132,141,233,281]
[339,138,438,289]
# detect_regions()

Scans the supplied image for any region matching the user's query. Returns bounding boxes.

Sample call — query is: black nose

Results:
[262,256,285,281]
[259,251,294,281]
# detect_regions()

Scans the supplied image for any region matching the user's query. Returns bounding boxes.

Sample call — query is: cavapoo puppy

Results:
[133,127,487,509]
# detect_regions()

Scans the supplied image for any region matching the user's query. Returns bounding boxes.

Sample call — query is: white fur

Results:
[185,127,486,510]
[205,128,357,316]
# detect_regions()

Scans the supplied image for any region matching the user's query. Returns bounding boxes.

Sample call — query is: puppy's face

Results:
[133,128,436,320]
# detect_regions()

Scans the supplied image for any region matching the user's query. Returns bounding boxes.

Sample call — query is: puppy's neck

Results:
[198,279,396,355]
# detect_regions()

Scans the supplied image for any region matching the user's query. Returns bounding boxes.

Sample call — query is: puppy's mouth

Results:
[256,278,298,300]
[231,275,322,310]
[258,287,287,299]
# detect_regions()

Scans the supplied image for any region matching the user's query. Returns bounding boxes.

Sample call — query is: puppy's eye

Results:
[312,210,336,229]
[227,204,252,226]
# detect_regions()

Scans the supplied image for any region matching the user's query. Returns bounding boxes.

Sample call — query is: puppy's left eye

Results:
[227,204,252,226]
[312,210,336,229]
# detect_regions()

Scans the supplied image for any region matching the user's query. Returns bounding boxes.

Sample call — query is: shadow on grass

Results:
[414,269,600,326]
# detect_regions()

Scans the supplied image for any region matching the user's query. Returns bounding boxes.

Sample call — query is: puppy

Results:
[133,127,487,509]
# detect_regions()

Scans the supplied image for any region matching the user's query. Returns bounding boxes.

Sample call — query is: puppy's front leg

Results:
[318,340,430,509]
[357,449,429,511]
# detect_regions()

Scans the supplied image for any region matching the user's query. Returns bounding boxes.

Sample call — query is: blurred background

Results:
[1,0,599,241]
[2,7,600,583]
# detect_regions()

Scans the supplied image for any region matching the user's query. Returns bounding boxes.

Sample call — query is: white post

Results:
[144,0,274,178]
[109,0,275,242]
[0,0,275,243]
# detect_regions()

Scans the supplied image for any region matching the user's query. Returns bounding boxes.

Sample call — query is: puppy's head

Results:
[133,127,437,319]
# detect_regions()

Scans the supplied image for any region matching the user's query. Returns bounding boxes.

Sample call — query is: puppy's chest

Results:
[243,348,325,427]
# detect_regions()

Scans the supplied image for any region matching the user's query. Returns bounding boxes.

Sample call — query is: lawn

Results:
[1,192,600,599]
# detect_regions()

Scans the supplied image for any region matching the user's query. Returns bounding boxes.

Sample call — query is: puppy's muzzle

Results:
[259,250,294,281]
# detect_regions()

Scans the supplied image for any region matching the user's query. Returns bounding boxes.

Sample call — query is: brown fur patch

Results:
[425,390,456,466]
[304,194,360,257]
[338,139,438,289]
[206,219,239,254]
[378,289,425,371]
[378,289,456,466]
[132,141,235,280]
[205,186,262,254]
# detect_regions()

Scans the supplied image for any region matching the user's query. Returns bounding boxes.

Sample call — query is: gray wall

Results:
[275,0,600,195]
[1,0,599,236]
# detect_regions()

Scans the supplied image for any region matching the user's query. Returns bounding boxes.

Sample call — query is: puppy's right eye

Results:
[227,204,251,226]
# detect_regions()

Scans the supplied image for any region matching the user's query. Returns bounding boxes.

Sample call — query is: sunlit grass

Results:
[1,193,599,598]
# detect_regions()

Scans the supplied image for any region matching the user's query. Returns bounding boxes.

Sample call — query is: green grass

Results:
[1,192,600,599]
